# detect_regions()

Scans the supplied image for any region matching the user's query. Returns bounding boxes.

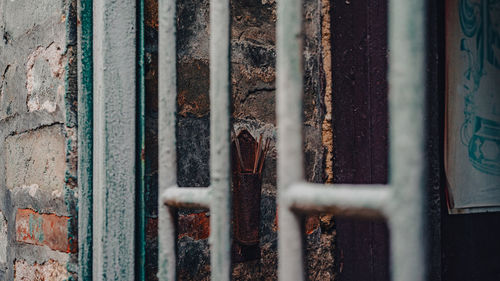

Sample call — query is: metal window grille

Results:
[158,0,231,279]
[158,0,426,281]
[276,0,426,281]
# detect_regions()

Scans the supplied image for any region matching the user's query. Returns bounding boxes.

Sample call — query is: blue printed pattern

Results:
[459,0,500,175]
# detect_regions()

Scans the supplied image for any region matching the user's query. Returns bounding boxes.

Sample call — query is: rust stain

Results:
[144,0,159,30]
[305,216,320,234]
[178,212,210,240]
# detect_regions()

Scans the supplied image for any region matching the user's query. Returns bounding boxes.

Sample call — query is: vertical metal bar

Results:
[158,0,178,278]
[93,0,137,278]
[388,1,426,281]
[276,0,305,278]
[77,0,93,279]
[136,0,146,279]
[209,0,231,279]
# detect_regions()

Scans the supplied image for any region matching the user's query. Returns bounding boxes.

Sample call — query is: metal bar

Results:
[286,183,390,218]
[208,0,232,278]
[77,0,93,279]
[92,0,137,278]
[158,0,178,277]
[276,0,305,277]
[163,187,211,209]
[276,0,426,280]
[387,1,426,281]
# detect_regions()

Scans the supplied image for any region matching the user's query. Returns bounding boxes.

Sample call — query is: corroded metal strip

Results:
[163,187,211,209]
[286,183,390,218]
[208,0,232,279]
[276,0,305,278]
[387,1,426,281]
[93,0,137,278]
[158,0,178,278]
[77,0,93,279]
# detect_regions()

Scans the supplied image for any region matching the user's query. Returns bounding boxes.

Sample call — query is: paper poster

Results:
[445,0,500,213]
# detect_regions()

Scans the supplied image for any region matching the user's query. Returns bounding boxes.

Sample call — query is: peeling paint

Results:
[14,259,69,281]
[26,43,66,113]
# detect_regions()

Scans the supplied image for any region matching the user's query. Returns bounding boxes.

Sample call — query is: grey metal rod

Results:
[209,0,232,279]
[286,183,390,218]
[387,0,426,281]
[276,0,305,278]
[158,0,178,278]
[162,187,211,209]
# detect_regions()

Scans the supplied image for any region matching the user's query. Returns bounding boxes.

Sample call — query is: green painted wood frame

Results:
[77,0,146,279]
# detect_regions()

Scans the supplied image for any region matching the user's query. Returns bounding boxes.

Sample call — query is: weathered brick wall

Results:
[0,0,78,279]
[143,0,334,279]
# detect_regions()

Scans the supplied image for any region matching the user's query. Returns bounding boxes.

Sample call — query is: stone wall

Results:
[143,0,334,279]
[0,0,78,279]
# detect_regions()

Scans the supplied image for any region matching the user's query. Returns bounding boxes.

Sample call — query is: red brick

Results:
[178,212,210,240]
[15,209,75,253]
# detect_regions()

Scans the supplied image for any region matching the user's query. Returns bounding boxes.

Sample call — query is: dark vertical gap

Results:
[331,0,389,280]
[425,0,445,280]
[142,0,160,279]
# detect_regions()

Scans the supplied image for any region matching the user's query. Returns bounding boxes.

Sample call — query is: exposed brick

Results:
[5,125,66,193]
[15,209,75,253]
[14,259,68,281]
[178,212,210,240]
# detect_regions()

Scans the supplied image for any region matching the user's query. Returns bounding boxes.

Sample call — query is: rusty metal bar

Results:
[276,0,426,280]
